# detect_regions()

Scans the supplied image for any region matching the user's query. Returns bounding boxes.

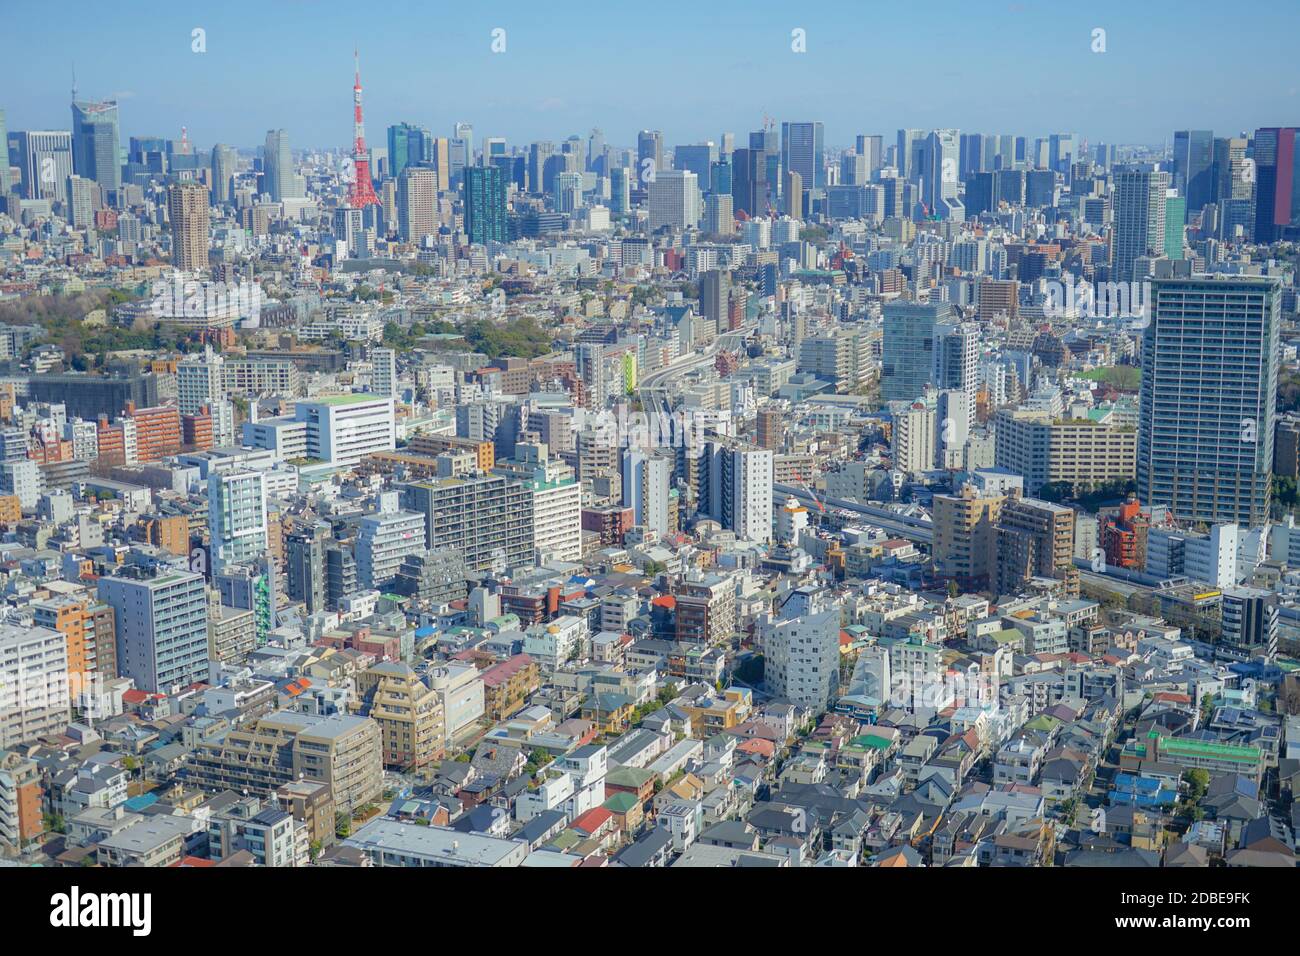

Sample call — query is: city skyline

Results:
[4,0,1299,151]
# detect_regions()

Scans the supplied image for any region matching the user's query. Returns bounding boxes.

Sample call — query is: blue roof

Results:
[124,794,158,812]
[415,625,437,638]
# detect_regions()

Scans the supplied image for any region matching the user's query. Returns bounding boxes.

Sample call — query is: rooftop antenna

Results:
[71,61,78,101]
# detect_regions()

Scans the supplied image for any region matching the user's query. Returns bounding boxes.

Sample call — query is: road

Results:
[773,483,934,545]
[638,322,758,392]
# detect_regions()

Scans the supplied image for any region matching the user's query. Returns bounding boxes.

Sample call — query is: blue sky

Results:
[5,0,1298,152]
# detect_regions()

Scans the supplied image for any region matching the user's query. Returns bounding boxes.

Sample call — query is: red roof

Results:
[651,595,676,610]
[481,654,536,688]
[737,738,777,758]
[571,807,613,835]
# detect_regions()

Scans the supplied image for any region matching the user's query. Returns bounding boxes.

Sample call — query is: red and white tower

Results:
[347,48,380,207]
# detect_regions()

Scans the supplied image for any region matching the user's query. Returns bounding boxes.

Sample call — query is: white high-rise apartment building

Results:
[705,442,774,544]
[356,507,426,591]
[622,449,672,537]
[495,445,583,562]
[179,345,236,445]
[98,563,209,694]
[208,469,269,576]
[0,622,69,749]
[371,348,398,398]
[890,398,938,476]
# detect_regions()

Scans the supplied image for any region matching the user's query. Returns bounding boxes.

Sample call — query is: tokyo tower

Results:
[346,48,380,207]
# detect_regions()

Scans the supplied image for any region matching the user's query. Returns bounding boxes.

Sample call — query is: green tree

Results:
[1183,768,1210,800]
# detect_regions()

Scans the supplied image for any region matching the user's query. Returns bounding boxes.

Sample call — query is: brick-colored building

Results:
[480,654,540,720]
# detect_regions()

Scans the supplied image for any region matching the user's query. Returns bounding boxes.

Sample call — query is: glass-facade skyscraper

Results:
[464,164,507,245]
[781,120,824,193]
[71,98,121,192]
[387,122,432,181]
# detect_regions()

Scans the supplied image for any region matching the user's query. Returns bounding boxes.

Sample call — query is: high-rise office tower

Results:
[856,134,883,175]
[454,122,473,161]
[704,193,734,235]
[1025,169,1057,208]
[674,143,716,193]
[1047,132,1076,174]
[700,270,731,335]
[209,469,269,577]
[1252,127,1299,243]
[1137,276,1280,526]
[1165,193,1187,259]
[609,165,631,215]
[528,141,553,194]
[731,147,766,218]
[586,127,604,172]
[387,121,431,181]
[841,151,868,186]
[448,137,469,186]
[71,97,120,193]
[263,129,299,201]
[1213,136,1251,207]
[210,144,238,205]
[959,132,985,177]
[781,121,824,193]
[783,170,803,219]
[464,164,507,245]
[897,128,924,180]
[637,129,664,184]
[167,181,210,273]
[1172,129,1214,212]
[483,136,507,162]
[0,109,9,196]
[1111,166,1169,282]
[647,169,699,232]
[882,301,953,402]
[920,129,963,220]
[553,170,583,213]
[397,165,437,242]
[14,130,73,201]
